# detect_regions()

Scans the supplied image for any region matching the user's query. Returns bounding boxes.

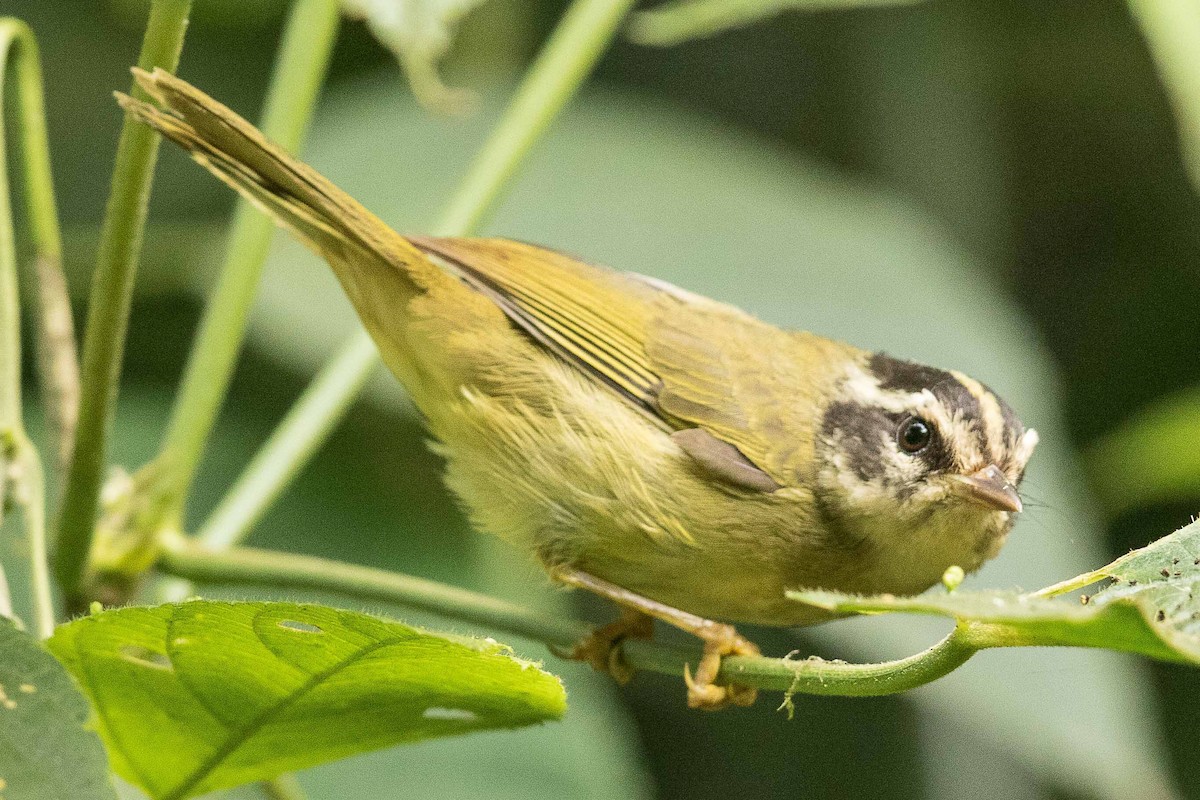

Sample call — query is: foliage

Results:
[791,519,1200,664]
[0,620,116,800]
[4,0,1200,799]
[48,601,566,800]
[1089,386,1200,518]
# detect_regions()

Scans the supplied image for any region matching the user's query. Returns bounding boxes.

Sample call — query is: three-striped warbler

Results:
[119,69,1037,710]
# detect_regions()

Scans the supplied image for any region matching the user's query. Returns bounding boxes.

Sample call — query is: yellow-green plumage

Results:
[118,70,1036,635]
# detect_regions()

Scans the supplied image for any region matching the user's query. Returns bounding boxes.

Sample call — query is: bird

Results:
[118,68,1038,710]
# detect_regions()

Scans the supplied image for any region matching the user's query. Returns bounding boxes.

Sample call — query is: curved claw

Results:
[552,568,761,710]
[684,663,732,710]
[567,609,653,685]
[684,631,761,711]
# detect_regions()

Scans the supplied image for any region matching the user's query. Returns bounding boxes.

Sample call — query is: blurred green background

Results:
[7,0,1200,798]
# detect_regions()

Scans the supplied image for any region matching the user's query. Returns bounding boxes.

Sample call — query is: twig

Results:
[55,0,192,604]
[150,0,341,530]
[32,253,79,478]
[159,541,980,697]
[0,19,72,637]
[0,20,77,479]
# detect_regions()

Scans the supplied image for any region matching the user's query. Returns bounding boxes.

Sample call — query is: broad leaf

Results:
[790,520,1200,664]
[47,601,565,800]
[0,620,116,800]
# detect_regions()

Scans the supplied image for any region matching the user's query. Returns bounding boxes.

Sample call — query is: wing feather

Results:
[411,237,663,414]
[408,237,864,488]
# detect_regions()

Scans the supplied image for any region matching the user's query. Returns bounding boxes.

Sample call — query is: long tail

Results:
[117,67,459,311]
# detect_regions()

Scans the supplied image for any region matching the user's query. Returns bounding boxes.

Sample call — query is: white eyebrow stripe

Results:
[951,370,1007,461]
[842,364,929,412]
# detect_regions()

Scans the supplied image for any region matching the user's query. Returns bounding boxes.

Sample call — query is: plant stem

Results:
[0,20,29,431]
[13,433,54,638]
[196,0,639,551]
[434,0,644,235]
[164,540,585,645]
[159,542,979,697]
[0,21,78,480]
[0,19,69,636]
[1128,0,1200,192]
[153,0,341,530]
[32,252,79,480]
[1027,569,1107,599]
[55,0,192,605]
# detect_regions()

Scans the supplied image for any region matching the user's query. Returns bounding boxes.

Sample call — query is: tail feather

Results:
[116,67,444,297]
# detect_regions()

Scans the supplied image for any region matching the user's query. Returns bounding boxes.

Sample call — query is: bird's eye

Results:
[898,418,933,453]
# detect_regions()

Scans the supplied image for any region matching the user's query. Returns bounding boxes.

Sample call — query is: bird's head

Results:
[813,353,1038,593]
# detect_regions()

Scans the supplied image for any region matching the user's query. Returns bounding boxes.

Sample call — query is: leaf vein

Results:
[162,626,411,800]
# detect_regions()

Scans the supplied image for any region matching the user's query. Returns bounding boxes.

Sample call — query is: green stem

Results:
[434,0,643,235]
[196,0,639,551]
[13,433,53,638]
[0,19,78,482]
[0,19,70,636]
[8,23,76,482]
[55,0,192,604]
[1027,569,1107,599]
[152,0,341,530]
[1128,0,1200,192]
[0,124,19,436]
[0,22,59,260]
[159,542,979,697]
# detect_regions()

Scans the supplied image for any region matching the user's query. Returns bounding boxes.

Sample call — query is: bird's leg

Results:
[568,606,654,685]
[555,568,760,710]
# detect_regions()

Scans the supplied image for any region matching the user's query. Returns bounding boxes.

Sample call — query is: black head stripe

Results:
[868,353,987,465]
[870,353,952,394]
[822,401,889,482]
[822,400,955,481]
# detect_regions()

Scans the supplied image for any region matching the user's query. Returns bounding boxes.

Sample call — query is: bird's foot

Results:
[552,568,761,708]
[683,622,760,711]
[569,608,654,685]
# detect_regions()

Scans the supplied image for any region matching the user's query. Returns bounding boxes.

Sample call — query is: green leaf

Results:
[790,520,1200,665]
[0,619,117,800]
[626,0,926,47]
[46,600,566,800]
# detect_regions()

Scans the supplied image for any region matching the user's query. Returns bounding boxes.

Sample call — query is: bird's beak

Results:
[950,464,1023,513]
